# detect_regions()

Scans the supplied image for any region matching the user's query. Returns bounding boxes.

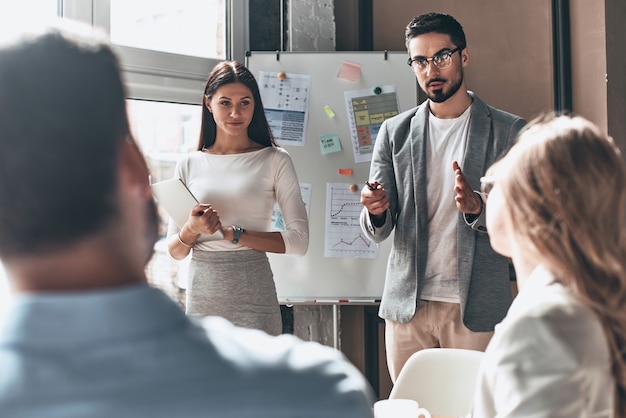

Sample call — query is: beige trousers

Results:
[385,300,493,382]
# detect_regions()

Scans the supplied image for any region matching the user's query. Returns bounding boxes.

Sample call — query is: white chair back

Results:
[388,348,484,417]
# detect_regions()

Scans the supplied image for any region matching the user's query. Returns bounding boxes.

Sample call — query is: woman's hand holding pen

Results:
[169,204,221,258]
[184,204,222,237]
[360,180,389,217]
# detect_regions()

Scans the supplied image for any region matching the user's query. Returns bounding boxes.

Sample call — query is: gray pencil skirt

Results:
[186,249,282,336]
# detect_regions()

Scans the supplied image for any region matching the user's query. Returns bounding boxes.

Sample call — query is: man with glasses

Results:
[360,12,526,382]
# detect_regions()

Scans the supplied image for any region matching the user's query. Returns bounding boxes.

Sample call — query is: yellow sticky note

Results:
[324,105,336,118]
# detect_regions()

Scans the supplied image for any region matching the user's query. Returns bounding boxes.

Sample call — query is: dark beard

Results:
[427,74,463,103]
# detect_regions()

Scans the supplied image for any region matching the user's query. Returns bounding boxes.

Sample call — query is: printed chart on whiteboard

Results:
[258,71,311,147]
[344,85,399,163]
[324,183,377,259]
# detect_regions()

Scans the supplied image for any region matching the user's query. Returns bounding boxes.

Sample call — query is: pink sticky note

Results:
[337,61,361,82]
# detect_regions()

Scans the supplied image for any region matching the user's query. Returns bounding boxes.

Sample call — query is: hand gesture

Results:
[453,161,482,215]
[360,181,389,217]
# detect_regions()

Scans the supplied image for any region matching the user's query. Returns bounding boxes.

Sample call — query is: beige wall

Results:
[371,0,554,121]
[604,0,626,152]
[570,0,626,154]
[570,0,607,132]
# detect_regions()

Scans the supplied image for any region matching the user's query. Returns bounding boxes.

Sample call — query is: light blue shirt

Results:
[0,284,374,417]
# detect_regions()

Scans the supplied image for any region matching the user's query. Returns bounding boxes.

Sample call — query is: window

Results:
[90,0,248,104]
[127,99,201,296]
[110,0,225,59]
[129,99,200,183]
[0,0,58,38]
[127,99,200,235]
[5,0,58,20]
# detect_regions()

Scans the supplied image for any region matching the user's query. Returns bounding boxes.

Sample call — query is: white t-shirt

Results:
[169,147,308,254]
[421,105,472,303]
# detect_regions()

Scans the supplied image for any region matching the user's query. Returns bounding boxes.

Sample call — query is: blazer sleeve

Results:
[463,192,487,233]
[360,207,393,242]
[359,118,398,243]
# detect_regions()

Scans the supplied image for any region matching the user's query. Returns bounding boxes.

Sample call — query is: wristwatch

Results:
[231,225,244,244]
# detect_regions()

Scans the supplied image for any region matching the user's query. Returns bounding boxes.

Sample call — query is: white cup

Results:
[374,399,432,418]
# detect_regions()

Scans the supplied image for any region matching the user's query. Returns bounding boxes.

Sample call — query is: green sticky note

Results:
[319,132,342,155]
[324,105,336,118]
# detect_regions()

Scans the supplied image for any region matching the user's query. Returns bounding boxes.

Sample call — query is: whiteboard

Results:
[246,51,418,302]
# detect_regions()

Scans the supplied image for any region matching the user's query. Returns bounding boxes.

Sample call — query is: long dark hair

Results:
[197,60,276,150]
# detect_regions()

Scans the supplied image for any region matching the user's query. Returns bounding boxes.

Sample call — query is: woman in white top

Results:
[471,114,626,417]
[168,61,309,336]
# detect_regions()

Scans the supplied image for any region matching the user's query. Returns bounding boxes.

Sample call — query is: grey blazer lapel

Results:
[462,96,491,189]
[410,104,430,280]
[457,97,491,303]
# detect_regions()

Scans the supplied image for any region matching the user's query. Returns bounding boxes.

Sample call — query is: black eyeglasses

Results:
[407,46,463,71]
[480,176,496,197]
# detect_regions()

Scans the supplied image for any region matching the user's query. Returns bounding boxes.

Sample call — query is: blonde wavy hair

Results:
[493,114,626,416]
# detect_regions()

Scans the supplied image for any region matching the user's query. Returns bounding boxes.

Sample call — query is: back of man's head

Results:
[0,21,129,258]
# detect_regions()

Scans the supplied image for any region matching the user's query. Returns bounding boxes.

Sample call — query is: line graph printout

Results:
[344,85,399,163]
[325,183,378,259]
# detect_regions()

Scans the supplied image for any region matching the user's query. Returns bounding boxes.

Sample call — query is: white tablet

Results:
[151,178,224,241]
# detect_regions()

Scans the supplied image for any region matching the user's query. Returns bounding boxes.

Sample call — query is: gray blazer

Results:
[360,92,526,332]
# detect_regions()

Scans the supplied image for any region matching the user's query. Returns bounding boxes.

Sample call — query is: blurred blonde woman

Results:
[471,114,626,417]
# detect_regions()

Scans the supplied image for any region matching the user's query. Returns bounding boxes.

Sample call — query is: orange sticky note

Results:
[337,168,353,176]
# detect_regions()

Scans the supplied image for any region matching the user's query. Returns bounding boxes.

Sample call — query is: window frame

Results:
[62,0,249,104]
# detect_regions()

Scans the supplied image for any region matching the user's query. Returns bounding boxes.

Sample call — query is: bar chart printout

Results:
[324,183,378,259]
